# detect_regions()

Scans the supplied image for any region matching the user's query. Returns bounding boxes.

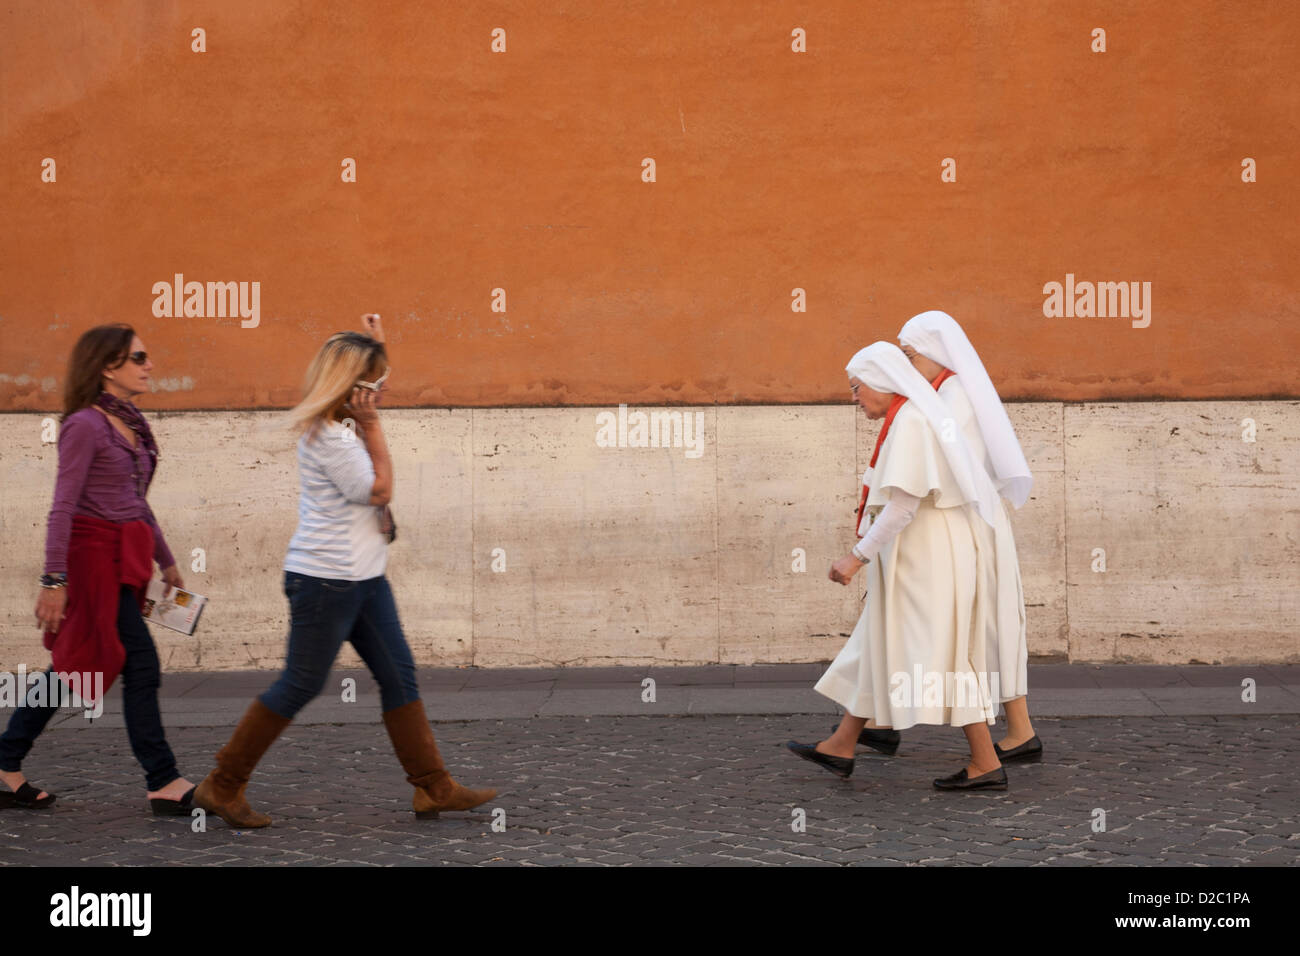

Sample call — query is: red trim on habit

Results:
[853,369,954,535]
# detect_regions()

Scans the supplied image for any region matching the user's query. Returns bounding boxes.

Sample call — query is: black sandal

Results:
[0,781,56,810]
[150,785,197,816]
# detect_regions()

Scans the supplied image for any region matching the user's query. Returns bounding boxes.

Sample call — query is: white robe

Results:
[938,376,1029,701]
[814,402,998,729]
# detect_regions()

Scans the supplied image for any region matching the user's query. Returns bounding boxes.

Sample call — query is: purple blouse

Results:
[43,407,176,575]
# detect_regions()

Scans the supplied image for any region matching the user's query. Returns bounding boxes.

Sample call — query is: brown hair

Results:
[63,324,135,417]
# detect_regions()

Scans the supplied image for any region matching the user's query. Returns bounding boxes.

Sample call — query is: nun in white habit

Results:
[786,342,1008,791]
[898,309,1041,764]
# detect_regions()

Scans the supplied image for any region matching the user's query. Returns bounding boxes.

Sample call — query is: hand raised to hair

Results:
[361,313,385,344]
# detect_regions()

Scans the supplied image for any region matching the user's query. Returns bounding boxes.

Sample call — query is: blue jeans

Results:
[259,572,420,719]
[0,585,181,792]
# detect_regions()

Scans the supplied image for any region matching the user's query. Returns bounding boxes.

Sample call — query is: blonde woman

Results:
[193,315,496,827]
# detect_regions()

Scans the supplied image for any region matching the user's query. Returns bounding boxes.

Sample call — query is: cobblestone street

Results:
[2,696,1296,865]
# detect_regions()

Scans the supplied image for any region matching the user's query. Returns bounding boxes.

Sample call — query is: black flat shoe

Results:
[785,740,854,779]
[933,766,1008,791]
[149,785,197,816]
[833,724,901,755]
[0,781,56,810]
[994,735,1043,763]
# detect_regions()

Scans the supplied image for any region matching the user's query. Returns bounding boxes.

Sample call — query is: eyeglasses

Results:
[850,383,861,395]
[356,366,391,391]
[127,351,148,365]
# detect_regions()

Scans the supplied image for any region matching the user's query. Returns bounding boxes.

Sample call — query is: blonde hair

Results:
[288,332,387,436]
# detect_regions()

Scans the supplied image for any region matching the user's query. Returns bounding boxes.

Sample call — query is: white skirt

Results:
[989,498,1028,701]
[815,498,998,730]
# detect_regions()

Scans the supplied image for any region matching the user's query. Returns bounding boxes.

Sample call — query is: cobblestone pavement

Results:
[2,713,1296,866]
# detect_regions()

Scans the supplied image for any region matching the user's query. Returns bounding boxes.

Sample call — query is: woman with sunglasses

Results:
[1,324,196,814]
[192,314,497,827]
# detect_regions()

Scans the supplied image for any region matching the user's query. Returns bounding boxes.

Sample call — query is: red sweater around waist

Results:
[42,514,154,703]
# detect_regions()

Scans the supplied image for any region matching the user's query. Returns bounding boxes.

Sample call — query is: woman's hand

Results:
[829,554,865,585]
[348,385,381,431]
[35,587,68,633]
[161,564,185,596]
[361,313,385,343]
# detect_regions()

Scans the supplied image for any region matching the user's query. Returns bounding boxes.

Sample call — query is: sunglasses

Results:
[356,366,391,391]
[127,351,148,365]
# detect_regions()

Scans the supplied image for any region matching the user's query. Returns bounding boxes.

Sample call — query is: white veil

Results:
[846,341,1000,528]
[898,310,1033,508]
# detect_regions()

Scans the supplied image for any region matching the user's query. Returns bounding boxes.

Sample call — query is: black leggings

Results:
[0,586,181,791]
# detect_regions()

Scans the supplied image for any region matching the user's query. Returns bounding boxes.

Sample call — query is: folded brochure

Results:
[141,579,207,635]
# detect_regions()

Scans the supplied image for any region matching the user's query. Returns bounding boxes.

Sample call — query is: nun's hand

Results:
[829,554,864,585]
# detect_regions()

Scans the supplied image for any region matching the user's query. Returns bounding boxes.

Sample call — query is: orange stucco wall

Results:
[1,1,1297,411]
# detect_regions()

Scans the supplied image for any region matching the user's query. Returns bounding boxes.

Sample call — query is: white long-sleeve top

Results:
[851,490,922,564]
[283,420,387,581]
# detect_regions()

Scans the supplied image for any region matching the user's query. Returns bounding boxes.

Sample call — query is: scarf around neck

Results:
[94,391,159,486]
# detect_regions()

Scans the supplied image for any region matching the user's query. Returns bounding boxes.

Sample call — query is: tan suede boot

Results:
[192,699,291,828]
[382,699,497,818]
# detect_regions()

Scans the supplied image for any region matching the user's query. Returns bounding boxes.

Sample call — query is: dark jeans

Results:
[259,572,420,719]
[0,585,181,792]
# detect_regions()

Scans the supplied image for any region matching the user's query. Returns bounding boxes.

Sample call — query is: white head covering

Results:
[846,341,1000,528]
[898,310,1033,509]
